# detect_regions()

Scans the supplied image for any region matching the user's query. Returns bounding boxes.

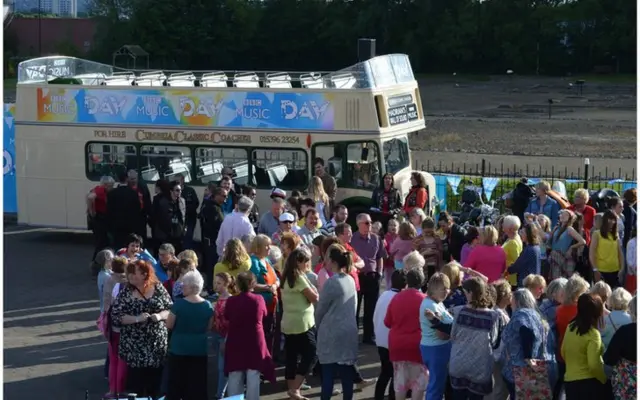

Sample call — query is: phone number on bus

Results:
[259,136,300,144]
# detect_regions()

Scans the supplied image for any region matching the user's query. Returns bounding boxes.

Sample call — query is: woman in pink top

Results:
[385,267,428,400]
[390,222,418,270]
[464,226,507,283]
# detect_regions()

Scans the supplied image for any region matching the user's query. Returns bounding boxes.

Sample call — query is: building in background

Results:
[14,0,78,17]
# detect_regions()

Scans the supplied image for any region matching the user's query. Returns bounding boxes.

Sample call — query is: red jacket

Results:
[384,288,425,363]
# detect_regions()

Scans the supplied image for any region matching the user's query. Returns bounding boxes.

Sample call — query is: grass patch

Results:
[3,78,17,89]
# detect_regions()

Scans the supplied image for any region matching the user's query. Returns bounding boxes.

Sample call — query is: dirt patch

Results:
[413,76,637,175]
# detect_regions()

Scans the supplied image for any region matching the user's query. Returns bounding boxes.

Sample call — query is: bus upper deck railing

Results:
[17,54,416,90]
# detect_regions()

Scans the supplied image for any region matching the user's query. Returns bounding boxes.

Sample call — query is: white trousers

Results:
[227,369,261,400]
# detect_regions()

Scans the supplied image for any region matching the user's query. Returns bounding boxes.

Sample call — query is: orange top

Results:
[556,304,578,362]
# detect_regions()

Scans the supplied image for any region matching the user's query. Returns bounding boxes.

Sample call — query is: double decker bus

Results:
[13,54,435,234]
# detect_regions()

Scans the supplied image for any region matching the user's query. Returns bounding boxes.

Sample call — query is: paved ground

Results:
[3,227,382,400]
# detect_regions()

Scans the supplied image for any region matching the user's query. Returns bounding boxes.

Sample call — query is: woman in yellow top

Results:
[561,293,608,399]
[501,215,523,287]
[213,238,252,284]
[280,247,319,400]
[589,210,624,289]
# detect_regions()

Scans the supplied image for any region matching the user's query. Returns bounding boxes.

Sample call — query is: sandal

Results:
[287,389,309,400]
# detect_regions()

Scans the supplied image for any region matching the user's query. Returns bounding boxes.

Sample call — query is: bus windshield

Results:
[383,136,411,175]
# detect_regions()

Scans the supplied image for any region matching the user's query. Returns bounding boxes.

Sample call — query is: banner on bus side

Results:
[36,88,336,130]
[4,103,17,214]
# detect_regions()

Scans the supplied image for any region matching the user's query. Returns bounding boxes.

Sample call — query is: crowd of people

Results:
[88,165,637,400]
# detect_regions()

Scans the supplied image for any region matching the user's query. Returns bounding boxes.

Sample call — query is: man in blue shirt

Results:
[525,181,561,227]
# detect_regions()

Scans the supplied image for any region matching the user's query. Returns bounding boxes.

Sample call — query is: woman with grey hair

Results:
[600,287,633,350]
[241,233,256,251]
[500,289,557,399]
[604,295,636,400]
[166,270,214,400]
[539,277,568,333]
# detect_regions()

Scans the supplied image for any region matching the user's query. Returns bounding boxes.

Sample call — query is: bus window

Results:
[195,147,249,186]
[313,144,343,181]
[252,149,308,189]
[86,142,137,180]
[346,142,380,189]
[140,145,192,183]
[383,136,410,175]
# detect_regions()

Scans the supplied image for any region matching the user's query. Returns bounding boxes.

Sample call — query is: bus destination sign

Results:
[387,94,418,126]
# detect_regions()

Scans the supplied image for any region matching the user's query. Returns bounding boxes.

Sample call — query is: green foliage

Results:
[86,0,636,74]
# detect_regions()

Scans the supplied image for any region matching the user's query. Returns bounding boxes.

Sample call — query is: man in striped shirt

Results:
[320,204,349,236]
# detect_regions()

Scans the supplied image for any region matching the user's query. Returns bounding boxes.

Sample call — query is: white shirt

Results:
[216,211,255,256]
[626,237,637,275]
[373,289,399,348]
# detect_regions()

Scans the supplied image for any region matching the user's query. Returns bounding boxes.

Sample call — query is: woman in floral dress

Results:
[111,259,173,398]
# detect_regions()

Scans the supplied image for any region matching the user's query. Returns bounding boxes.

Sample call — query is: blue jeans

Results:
[420,342,452,400]
[212,331,227,398]
[321,363,355,400]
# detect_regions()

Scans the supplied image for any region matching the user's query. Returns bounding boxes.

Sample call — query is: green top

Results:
[281,274,315,334]
[169,298,214,356]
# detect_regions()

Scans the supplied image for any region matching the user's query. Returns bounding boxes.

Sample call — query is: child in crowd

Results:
[591,281,612,315]
[535,214,552,280]
[213,272,237,399]
[383,219,399,289]
[96,249,114,313]
[414,217,443,281]
[162,260,180,299]
[539,277,567,334]
[488,279,512,400]
[172,259,197,299]
[592,212,604,237]
[459,226,480,266]
[372,221,383,237]
[523,274,547,302]
[390,222,417,270]
[419,273,453,400]
[441,261,467,310]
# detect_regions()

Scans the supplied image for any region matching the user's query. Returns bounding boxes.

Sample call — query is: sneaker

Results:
[300,383,311,391]
[356,378,377,391]
[332,388,342,395]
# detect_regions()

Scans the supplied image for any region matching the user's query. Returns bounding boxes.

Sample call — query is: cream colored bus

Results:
[14,55,434,234]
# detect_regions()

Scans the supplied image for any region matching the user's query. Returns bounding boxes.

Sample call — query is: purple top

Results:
[224,292,276,382]
[390,238,415,262]
[460,243,473,266]
[350,231,388,274]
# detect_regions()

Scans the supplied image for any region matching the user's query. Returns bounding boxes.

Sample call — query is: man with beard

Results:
[320,204,348,236]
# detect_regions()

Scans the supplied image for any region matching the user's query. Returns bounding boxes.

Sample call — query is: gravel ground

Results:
[413,76,637,176]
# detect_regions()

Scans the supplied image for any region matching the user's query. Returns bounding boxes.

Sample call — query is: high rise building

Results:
[52,0,76,17]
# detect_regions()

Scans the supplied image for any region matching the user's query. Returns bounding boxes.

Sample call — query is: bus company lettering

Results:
[136,130,251,144]
[94,130,126,139]
[136,96,171,117]
[179,98,225,118]
[43,95,77,114]
[85,96,127,116]
[281,100,329,120]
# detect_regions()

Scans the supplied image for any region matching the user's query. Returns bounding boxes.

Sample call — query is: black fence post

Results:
[583,158,590,189]
[481,159,486,199]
